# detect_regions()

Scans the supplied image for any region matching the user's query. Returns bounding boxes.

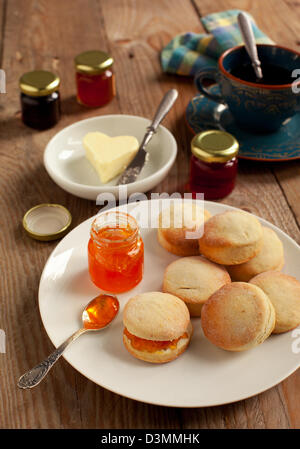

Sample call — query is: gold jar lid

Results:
[74,50,114,75]
[191,130,239,163]
[19,70,60,97]
[23,204,72,241]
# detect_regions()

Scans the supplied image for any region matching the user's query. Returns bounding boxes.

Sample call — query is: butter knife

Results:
[118,88,178,185]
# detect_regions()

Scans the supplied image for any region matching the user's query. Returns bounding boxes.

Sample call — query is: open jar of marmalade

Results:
[74,50,116,107]
[88,211,144,293]
[189,130,239,200]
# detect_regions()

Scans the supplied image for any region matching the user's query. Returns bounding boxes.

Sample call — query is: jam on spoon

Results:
[17,294,119,389]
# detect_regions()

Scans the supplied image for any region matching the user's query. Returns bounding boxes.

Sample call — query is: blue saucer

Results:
[186,85,300,161]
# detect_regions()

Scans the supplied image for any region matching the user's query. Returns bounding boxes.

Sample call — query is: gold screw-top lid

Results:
[23,204,72,241]
[19,70,60,97]
[74,50,114,75]
[191,130,239,163]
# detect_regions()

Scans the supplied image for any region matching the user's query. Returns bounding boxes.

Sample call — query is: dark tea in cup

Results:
[230,63,293,85]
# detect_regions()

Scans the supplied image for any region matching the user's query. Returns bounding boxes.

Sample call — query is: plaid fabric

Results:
[161,9,274,76]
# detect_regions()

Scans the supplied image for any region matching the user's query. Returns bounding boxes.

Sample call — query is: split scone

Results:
[123,292,192,363]
[250,271,300,333]
[227,227,284,281]
[157,202,211,256]
[201,282,275,351]
[163,256,231,316]
[198,210,263,265]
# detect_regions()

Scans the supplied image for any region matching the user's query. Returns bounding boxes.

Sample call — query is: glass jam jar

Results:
[189,130,239,200]
[88,211,144,293]
[19,70,61,130]
[74,50,116,107]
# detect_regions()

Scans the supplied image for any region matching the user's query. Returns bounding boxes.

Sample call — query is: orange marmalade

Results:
[88,211,144,293]
[83,295,119,330]
[123,328,188,353]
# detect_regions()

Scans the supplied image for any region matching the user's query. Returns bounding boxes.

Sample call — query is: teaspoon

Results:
[17,294,119,389]
[237,12,263,80]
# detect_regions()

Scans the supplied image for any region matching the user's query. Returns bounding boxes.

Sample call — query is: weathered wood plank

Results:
[0,0,5,67]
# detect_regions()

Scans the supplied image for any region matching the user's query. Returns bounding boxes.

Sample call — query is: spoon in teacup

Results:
[17,294,119,389]
[237,12,263,80]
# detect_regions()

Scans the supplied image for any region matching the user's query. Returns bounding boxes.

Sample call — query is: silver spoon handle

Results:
[17,327,87,389]
[238,12,263,79]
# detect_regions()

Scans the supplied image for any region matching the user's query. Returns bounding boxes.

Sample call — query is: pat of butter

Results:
[83,132,139,183]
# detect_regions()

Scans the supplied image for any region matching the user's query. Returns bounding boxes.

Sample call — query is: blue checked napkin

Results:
[161,9,274,76]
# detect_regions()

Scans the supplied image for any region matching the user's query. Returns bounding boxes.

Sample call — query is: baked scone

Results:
[163,256,231,316]
[157,202,211,256]
[201,282,275,351]
[227,227,284,281]
[123,292,192,363]
[198,210,263,265]
[250,271,300,333]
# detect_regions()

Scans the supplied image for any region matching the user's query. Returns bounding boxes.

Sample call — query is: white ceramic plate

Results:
[38,200,300,407]
[44,115,177,200]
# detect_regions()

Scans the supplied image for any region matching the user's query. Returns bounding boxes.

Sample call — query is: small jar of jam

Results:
[74,50,116,107]
[88,211,144,293]
[19,70,61,130]
[189,130,239,200]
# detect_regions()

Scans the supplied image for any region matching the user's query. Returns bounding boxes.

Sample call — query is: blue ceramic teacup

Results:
[195,45,300,133]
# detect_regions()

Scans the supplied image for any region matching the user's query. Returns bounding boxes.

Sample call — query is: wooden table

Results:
[1,0,300,429]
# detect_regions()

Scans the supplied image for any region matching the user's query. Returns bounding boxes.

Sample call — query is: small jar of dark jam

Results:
[74,50,116,108]
[189,130,239,200]
[19,70,61,130]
